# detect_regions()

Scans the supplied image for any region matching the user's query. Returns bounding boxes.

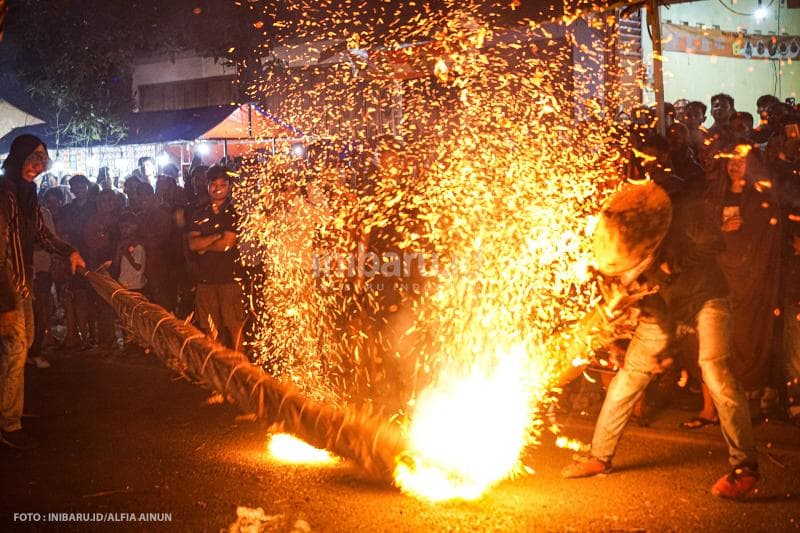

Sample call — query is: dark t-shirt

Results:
[639,196,729,325]
[188,200,239,284]
[60,200,96,254]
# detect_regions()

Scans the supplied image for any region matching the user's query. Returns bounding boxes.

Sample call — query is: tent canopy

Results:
[0,104,300,154]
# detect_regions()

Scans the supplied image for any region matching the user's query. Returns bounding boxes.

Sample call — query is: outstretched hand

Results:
[69,251,87,274]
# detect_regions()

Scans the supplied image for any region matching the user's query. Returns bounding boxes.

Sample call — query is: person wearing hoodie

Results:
[0,134,86,449]
[560,181,759,500]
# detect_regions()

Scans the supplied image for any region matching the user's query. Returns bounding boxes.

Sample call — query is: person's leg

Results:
[72,284,91,346]
[62,284,80,348]
[30,273,52,362]
[0,297,33,433]
[695,298,757,468]
[95,292,117,350]
[699,384,717,420]
[195,284,222,341]
[219,283,246,354]
[589,318,670,463]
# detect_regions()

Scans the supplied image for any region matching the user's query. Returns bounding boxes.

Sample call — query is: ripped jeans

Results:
[0,296,34,432]
[590,298,757,468]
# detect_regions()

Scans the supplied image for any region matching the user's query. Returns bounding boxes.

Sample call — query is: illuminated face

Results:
[141,160,156,178]
[711,98,733,124]
[207,177,230,203]
[98,190,117,213]
[673,100,688,119]
[667,123,689,149]
[726,157,746,182]
[70,181,89,201]
[730,117,752,140]
[684,107,705,129]
[21,145,50,182]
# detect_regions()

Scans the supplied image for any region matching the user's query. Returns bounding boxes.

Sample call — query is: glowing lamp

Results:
[291,143,307,158]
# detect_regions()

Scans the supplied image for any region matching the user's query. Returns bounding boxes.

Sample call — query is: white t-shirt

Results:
[118,245,147,290]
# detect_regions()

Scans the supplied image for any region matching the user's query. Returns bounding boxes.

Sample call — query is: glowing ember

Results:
[236,0,623,500]
[555,436,589,453]
[267,434,338,465]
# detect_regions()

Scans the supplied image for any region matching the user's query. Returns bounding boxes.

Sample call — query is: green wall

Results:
[641,0,800,119]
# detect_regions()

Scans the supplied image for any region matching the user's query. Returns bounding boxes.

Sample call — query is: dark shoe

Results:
[0,429,40,450]
[680,416,719,430]
[711,464,760,499]
[561,455,611,478]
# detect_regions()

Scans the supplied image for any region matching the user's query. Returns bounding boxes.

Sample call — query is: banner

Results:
[662,22,800,60]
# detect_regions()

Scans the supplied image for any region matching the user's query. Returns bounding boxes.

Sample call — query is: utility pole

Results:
[647,0,666,136]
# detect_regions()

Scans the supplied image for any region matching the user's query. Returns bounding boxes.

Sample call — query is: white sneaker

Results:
[29,356,51,369]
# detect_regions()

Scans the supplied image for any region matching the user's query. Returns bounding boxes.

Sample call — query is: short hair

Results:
[137,156,155,168]
[68,174,90,187]
[190,165,209,179]
[43,187,65,204]
[756,94,780,109]
[162,163,180,178]
[686,101,707,115]
[732,111,754,129]
[642,133,671,154]
[206,165,233,182]
[711,93,735,109]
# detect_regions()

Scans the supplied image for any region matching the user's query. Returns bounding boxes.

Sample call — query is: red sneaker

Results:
[711,465,760,499]
[561,455,612,478]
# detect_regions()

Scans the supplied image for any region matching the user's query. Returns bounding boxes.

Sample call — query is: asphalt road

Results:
[2,349,800,532]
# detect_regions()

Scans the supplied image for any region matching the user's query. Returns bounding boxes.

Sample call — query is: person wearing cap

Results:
[0,134,86,449]
[561,181,759,500]
[187,165,245,353]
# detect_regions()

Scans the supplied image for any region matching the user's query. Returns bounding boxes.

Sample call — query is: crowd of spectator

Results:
[607,93,800,429]
[27,156,247,368]
[9,91,800,445]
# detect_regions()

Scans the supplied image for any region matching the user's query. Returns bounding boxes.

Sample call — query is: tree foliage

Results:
[0,0,568,147]
[1,0,267,147]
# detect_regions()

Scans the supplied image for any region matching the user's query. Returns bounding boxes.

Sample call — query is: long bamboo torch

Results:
[83,270,405,482]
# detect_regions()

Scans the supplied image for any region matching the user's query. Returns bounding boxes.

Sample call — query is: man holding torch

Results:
[561,181,759,500]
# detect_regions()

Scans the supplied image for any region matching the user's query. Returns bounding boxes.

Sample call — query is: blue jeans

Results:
[591,298,757,468]
[0,296,35,432]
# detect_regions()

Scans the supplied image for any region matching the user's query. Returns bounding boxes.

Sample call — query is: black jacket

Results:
[0,177,74,312]
[638,196,729,326]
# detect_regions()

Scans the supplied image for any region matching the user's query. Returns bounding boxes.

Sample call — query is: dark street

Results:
[2,349,799,532]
